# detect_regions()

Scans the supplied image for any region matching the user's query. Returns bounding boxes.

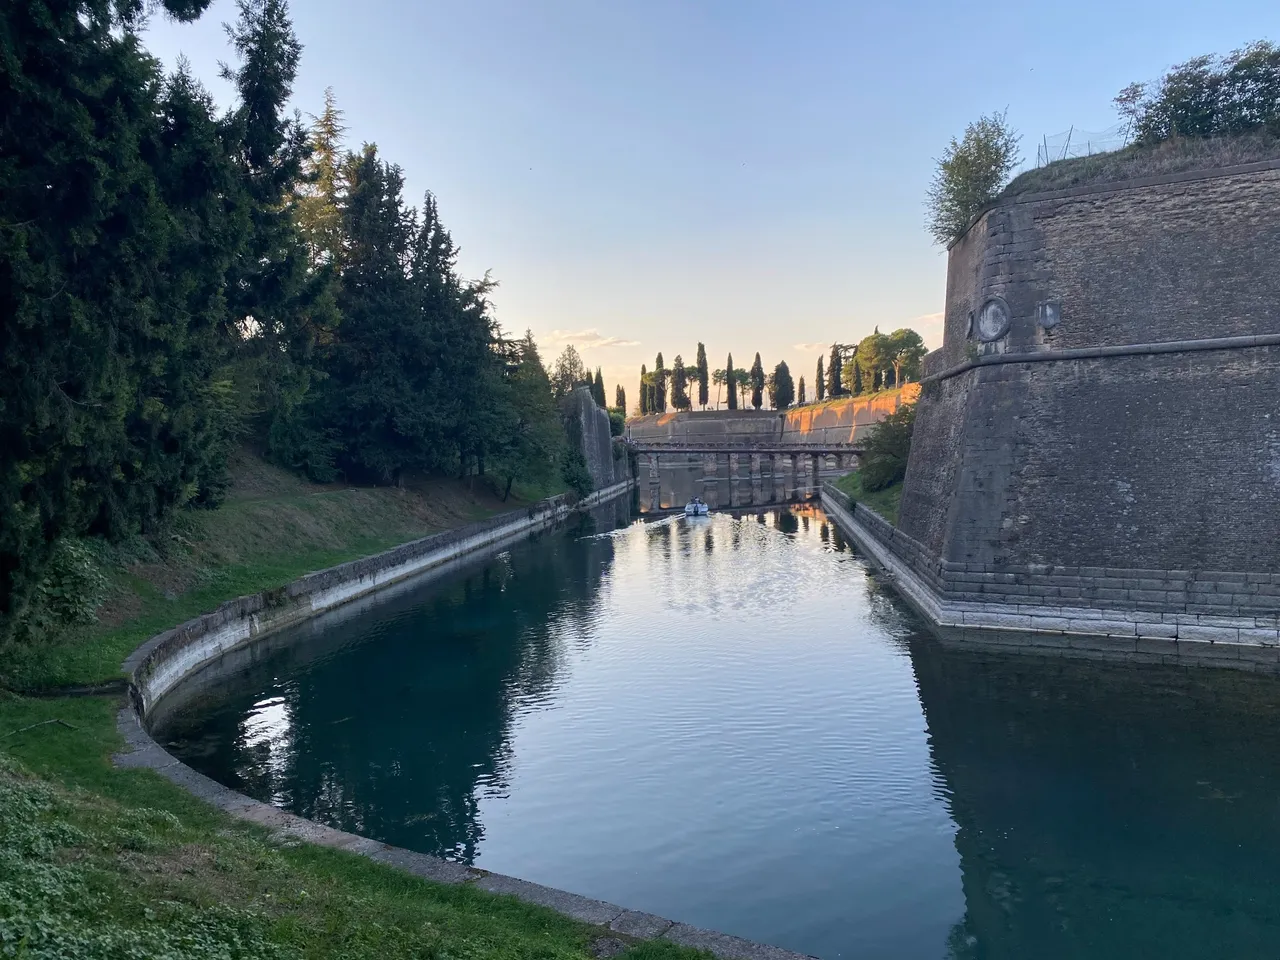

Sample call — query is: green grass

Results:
[0,694,703,960]
[833,471,903,526]
[0,450,701,960]
[1000,130,1280,199]
[2,451,545,692]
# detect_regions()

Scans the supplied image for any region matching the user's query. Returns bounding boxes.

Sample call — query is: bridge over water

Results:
[623,439,862,511]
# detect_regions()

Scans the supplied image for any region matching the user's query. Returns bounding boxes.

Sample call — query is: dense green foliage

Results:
[0,0,582,644]
[798,376,807,405]
[815,357,825,401]
[591,368,607,408]
[671,356,690,411]
[925,110,1020,244]
[768,362,794,410]
[843,329,926,393]
[826,344,845,397]
[1117,42,1280,146]
[858,404,916,492]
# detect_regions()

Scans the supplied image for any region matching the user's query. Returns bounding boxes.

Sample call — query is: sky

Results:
[142,0,1275,412]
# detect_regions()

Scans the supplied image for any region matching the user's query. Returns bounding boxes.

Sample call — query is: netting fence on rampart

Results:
[1033,122,1133,166]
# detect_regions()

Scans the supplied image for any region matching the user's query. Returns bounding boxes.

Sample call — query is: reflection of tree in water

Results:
[911,639,1280,959]
[164,505,625,863]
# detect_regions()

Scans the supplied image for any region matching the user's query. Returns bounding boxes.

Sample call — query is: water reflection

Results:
[154,502,1280,959]
[912,640,1280,959]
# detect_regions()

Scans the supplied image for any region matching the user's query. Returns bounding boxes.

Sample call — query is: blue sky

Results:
[143,0,1274,409]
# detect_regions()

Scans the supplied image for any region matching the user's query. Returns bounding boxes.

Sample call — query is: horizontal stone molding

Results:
[921,333,1280,385]
[116,477,816,960]
[821,485,1280,669]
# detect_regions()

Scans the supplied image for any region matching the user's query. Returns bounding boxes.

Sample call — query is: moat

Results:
[153,504,1280,959]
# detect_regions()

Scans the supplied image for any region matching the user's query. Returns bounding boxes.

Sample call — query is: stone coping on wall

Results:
[114,477,816,960]
[946,157,1280,250]
[821,485,1280,671]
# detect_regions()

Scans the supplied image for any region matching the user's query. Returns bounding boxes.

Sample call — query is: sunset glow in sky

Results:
[143,0,1277,410]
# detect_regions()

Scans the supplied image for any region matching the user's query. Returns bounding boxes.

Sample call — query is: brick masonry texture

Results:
[895,162,1280,628]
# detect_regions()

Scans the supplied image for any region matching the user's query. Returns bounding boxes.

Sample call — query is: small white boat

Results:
[684,497,710,516]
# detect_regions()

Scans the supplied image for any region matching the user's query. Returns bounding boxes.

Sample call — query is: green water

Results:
[154,505,1280,959]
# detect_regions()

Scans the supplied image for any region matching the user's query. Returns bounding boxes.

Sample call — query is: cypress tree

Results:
[772,361,794,410]
[672,356,690,411]
[639,364,649,414]
[749,353,765,410]
[653,353,667,412]
[816,356,826,401]
[222,0,340,478]
[592,368,607,407]
[828,343,845,397]
[799,376,807,404]
[695,342,710,409]
[615,384,627,414]
[726,353,738,410]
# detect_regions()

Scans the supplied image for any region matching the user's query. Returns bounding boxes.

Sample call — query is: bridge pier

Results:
[702,452,718,508]
[750,453,763,504]
[647,453,661,510]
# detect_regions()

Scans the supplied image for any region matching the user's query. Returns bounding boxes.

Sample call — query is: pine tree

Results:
[639,364,649,414]
[695,342,710,409]
[749,353,765,410]
[798,376,807,405]
[672,356,690,411]
[828,343,845,397]
[222,0,340,478]
[726,353,738,410]
[295,86,347,266]
[816,356,826,401]
[492,332,566,500]
[592,368,607,407]
[0,0,252,634]
[653,353,667,412]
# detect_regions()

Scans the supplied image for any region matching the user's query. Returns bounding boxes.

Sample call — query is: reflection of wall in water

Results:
[911,641,1280,959]
[640,451,856,511]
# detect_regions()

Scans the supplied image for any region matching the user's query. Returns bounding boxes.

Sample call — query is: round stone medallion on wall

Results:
[974,296,1012,342]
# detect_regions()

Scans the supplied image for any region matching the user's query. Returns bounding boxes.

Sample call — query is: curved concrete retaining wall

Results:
[115,477,813,960]
[126,480,634,715]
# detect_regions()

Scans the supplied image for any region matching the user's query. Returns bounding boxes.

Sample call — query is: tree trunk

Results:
[503,475,514,502]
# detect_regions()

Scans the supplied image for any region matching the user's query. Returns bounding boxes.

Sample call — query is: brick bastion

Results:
[824,158,1280,668]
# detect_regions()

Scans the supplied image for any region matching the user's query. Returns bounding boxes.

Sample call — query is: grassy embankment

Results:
[833,471,903,527]
[0,453,693,960]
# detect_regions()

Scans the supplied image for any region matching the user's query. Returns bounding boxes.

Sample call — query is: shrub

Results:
[860,404,916,491]
[926,111,1021,244]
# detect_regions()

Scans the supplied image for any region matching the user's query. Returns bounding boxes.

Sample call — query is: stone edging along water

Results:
[820,485,1280,672]
[113,478,816,960]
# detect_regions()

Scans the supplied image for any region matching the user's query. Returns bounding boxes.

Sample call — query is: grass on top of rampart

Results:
[832,471,903,527]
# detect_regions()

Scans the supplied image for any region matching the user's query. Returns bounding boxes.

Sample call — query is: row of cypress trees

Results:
[0,0,577,641]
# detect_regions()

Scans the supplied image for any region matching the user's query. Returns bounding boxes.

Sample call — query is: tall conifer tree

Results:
[816,356,826,401]
[726,353,738,410]
[749,353,765,410]
[695,342,710,409]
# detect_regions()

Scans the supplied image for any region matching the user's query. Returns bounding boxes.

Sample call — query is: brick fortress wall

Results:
[838,160,1280,651]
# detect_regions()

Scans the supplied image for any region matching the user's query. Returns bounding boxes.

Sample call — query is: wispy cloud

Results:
[544,328,641,349]
[792,342,829,352]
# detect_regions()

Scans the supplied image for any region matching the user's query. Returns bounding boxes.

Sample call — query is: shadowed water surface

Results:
[155,505,1280,959]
